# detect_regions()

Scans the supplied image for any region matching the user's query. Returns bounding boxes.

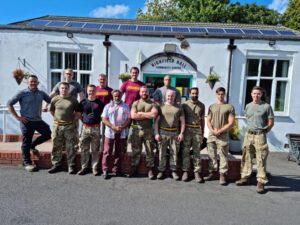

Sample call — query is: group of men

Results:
[7,66,274,194]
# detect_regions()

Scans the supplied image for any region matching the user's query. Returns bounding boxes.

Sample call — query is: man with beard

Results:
[130,86,158,179]
[181,87,205,183]
[101,90,131,179]
[155,89,185,180]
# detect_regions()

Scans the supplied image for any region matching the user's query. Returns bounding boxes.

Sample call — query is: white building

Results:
[1,16,300,151]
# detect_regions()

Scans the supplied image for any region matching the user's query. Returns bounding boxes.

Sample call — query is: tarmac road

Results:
[0,152,299,225]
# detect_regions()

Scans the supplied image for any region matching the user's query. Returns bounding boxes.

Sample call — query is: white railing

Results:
[0,104,20,142]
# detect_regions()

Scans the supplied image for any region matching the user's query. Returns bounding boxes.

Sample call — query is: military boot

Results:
[77,167,89,175]
[219,173,227,185]
[256,182,265,194]
[172,171,180,181]
[148,168,155,180]
[129,166,137,177]
[204,172,217,181]
[157,171,164,180]
[182,172,189,182]
[48,165,61,174]
[68,166,76,175]
[194,172,205,183]
[235,178,250,186]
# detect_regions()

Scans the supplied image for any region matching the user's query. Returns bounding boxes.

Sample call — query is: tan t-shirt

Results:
[50,96,81,123]
[158,103,184,128]
[182,100,205,125]
[131,99,156,129]
[208,103,235,129]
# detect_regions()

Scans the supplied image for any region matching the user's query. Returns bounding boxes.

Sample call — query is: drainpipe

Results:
[227,39,237,103]
[103,35,111,79]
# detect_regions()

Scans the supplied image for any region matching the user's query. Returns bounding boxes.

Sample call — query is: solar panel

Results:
[260,30,279,36]
[207,28,225,33]
[137,25,154,31]
[27,20,51,26]
[66,22,85,28]
[84,23,102,29]
[277,30,297,36]
[119,25,137,31]
[101,24,119,30]
[189,27,207,33]
[46,21,68,27]
[154,26,172,32]
[242,29,262,35]
[224,28,243,34]
[172,27,189,33]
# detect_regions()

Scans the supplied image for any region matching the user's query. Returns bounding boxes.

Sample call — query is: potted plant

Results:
[229,119,242,153]
[12,69,30,85]
[118,73,131,82]
[206,72,220,89]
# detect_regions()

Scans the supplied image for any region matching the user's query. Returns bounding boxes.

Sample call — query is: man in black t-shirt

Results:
[78,84,104,176]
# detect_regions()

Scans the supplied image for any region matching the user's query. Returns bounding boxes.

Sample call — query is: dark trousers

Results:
[20,120,51,165]
[102,134,125,172]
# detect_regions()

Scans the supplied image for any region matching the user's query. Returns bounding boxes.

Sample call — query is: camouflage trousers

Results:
[240,132,269,184]
[51,123,78,167]
[182,127,203,173]
[207,132,229,174]
[158,130,180,172]
[130,128,155,168]
[79,126,101,170]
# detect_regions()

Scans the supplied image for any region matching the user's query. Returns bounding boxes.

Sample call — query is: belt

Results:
[83,124,100,128]
[160,127,177,132]
[54,121,73,126]
[186,124,201,128]
[248,130,265,135]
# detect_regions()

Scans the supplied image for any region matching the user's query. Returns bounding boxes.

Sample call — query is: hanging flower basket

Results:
[206,72,220,89]
[118,73,131,82]
[12,69,30,85]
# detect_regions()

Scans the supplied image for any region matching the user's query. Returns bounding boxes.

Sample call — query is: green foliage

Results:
[229,119,240,140]
[206,72,220,82]
[283,0,300,31]
[137,0,282,25]
[118,73,131,82]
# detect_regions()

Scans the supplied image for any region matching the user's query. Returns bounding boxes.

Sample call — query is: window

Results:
[49,51,92,93]
[244,58,290,114]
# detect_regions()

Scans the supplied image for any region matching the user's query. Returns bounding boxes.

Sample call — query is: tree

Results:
[137,0,282,25]
[283,0,300,31]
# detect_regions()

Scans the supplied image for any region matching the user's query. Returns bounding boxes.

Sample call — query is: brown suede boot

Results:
[219,173,227,185]
[204,172,217,181]
[148,168,155,180]
[256,182,265,194]
[235,178,250,186]
[194,172,205,183]
[182,172,189,182]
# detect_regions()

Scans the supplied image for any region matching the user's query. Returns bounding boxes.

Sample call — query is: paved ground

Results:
[0,152,299,225]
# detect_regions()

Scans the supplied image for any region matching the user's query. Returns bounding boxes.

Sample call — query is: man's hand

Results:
[17,116,28,124]
[177,133,184,142]
[155,134,161,142]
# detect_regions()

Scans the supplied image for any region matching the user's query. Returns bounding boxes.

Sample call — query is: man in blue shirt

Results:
[7,75,51,172]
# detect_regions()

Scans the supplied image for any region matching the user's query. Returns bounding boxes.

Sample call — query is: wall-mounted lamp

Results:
[67,32,74,38]
[269,40,276,46]
[164,43,176,53]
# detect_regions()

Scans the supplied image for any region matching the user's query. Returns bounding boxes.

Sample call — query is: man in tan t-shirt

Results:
[48,82,82,174]
[206,87,235,185]
[155,89,185,180]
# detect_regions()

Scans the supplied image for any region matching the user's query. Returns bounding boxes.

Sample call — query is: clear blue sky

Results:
[0,0,288,25]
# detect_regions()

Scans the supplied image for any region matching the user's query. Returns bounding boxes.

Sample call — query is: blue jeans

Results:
[20,120,51,165]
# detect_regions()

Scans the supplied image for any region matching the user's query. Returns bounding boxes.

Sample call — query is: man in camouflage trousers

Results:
[77,85,104,176]
[206,87,235,185]
[236,86,274,194]
[182,87,205,183]
[155,89,185,180]
[130,86,158,179]
[48,82,82,174]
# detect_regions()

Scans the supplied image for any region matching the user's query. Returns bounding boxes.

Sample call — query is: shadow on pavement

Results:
[267,175,300,192]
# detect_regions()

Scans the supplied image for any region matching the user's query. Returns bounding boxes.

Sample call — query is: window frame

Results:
[243,56,292,116]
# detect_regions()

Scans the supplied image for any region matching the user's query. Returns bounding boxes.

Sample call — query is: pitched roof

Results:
[2,15,300,41]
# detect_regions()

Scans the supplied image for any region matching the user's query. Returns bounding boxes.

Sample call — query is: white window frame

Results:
[243,51,293,116]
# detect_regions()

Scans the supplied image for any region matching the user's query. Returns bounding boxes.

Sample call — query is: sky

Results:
[0,0,289,25]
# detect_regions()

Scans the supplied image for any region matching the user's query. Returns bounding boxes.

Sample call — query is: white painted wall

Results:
[1,28,300,151]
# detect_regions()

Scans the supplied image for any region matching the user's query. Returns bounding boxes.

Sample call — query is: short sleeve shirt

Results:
[158,104,184,128]
[152,86,181,104]
[120,80,145,108]
[52,81,84,99]
[50,96,81,123]
[208,103,235,129]
[81,98,104,125]
[244,101,274,131]
[182,100,205,125]
[95,86,113,105]
[101,101,131,139]
[131,99,156,129]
